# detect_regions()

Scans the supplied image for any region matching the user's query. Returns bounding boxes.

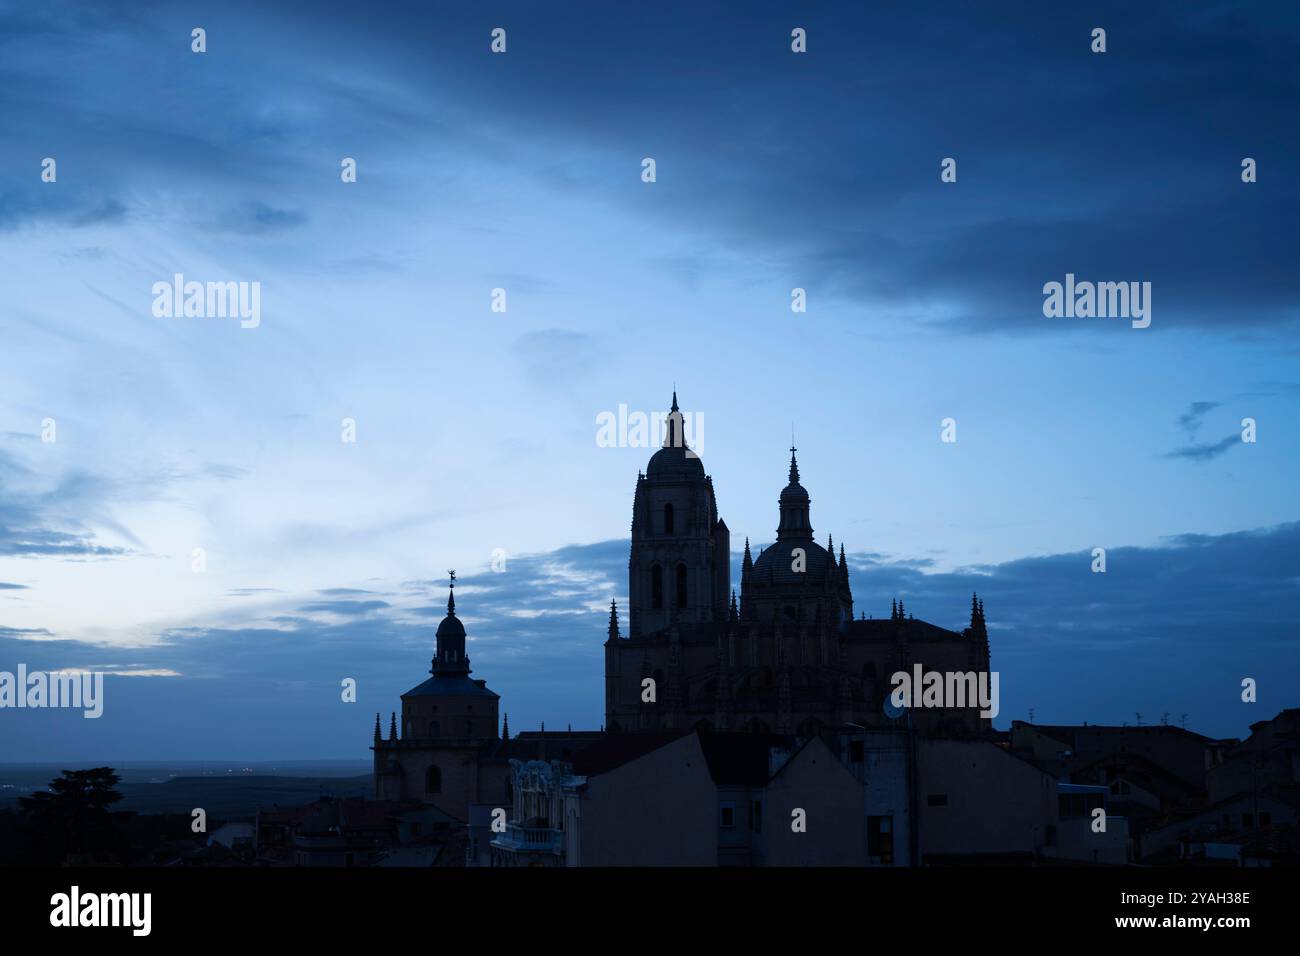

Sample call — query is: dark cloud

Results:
[1163,434,1241,462]
[3,523,1297,760]
[1178,401,1222,436]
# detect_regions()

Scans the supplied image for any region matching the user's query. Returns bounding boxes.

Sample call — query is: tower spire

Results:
[446,569,456,615]
[607,598,620,640]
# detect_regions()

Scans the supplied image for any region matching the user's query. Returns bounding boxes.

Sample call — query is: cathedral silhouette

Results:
[604,392,993,737]
[373,391,993,819]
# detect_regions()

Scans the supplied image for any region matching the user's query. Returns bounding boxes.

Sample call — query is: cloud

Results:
[296,600,392,616]
[2,522,1298,760]
[1163,434,1241,462]
[204,201,308,236]
[1177,401,1222,437]
[511,329,599,386]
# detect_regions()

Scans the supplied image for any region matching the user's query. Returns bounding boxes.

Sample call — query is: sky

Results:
[0,0,1297,760]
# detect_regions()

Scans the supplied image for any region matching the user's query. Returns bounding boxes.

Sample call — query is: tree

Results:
[18,767,123,864]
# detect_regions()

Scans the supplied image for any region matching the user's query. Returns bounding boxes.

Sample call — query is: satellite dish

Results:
[883,696,906,719]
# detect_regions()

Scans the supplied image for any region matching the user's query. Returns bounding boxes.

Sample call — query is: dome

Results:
[645,444,706,479]
[780,478,809,501]
[750,539,834,587]
[436,614,466,641]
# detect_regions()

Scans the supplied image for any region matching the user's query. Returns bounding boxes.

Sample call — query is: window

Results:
[719,802,736,828]
[1243,813,1254,828]
[425,766,441,794]
[664,503,674,533]
[927,793,948,807]
[750,800,763,832]
[651,565,663,608]
[676,564,688,608]
[1260,812,1272,826]
[867,816,893,864]
[429,720,440,737]
[850,741,864,763]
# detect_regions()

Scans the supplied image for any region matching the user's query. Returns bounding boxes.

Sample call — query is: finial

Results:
[608,598,620,639]
[389,711,398,741]
[447,569,457,615]
[502,712,510,741]
[373,712,381,742]
[671,388,679,412]
[788,444,800,484]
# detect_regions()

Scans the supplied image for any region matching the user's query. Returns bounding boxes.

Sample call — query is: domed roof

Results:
[644,391,705,480]
[646,444,705,479]
[750,539,834,587]
[436,614,466,640]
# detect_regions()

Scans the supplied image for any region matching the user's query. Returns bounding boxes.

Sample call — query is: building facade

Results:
[606,393,994,738]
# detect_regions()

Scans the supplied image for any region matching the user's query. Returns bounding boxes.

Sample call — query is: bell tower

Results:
[627,392,730,635]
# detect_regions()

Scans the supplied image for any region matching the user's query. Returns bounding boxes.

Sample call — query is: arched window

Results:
[664,503,674,534]
[425,766,441,794]
[651,565,664,608]
[676,563,688,608]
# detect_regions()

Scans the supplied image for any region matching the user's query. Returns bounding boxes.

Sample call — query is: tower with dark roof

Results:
[626,392,730,636]
[371,575,508,818]
[744,446,853,627]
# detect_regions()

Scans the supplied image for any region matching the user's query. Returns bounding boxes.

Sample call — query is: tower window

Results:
[652,565,664,609]
[676,564,688,608]
[425,766,442,794]
[664,503,674,534]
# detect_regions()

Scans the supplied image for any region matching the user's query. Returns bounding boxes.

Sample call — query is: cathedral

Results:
[604,392,993,737]
[375,390,994,818]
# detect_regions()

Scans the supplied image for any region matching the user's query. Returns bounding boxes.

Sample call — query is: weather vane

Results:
[448,569,456,588]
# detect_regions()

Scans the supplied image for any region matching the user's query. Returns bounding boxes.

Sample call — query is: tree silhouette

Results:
[18,767,123,865]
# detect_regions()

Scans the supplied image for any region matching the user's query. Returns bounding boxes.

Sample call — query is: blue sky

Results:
[1,0,1297,759]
